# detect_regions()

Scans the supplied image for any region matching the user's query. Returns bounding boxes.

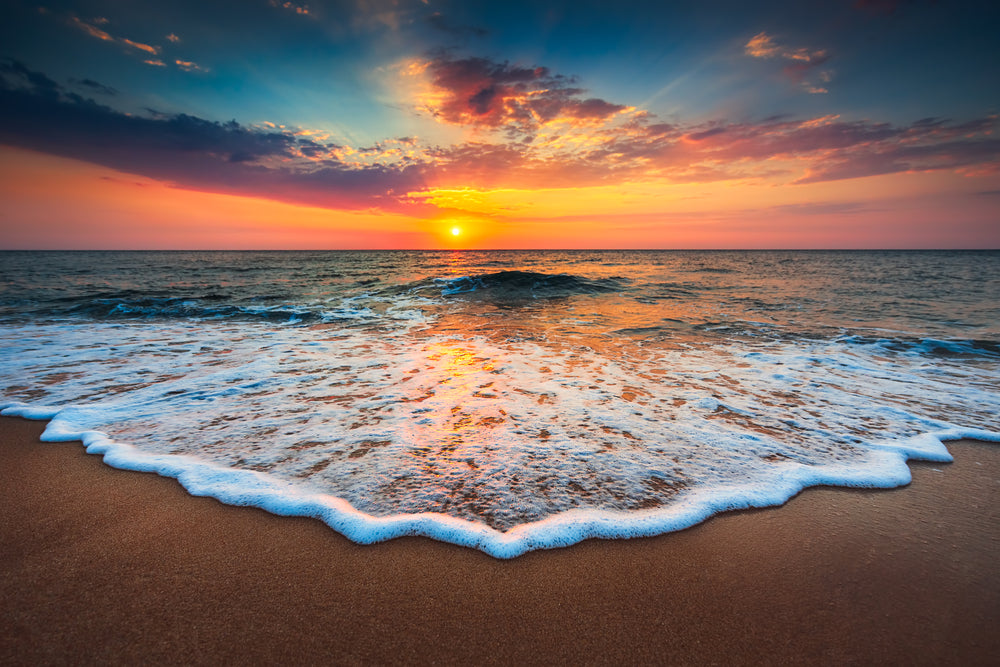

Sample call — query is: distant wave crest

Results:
[4,292,373,325]
[434,270,628,300]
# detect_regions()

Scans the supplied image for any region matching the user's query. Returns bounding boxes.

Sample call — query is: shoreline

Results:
[2,415,998,664]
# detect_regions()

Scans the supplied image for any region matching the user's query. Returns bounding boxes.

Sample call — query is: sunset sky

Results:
[1,0,998,248]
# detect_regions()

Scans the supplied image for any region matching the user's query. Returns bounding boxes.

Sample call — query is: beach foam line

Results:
[3,402,997,559]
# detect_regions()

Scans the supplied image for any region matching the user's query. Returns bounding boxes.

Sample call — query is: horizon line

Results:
[1,248,999,253]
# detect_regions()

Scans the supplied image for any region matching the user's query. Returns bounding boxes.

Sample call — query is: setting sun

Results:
[450,226,461,236]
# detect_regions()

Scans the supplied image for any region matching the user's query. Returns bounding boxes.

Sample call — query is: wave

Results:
[434,270,629,300]
[2,294,383,325]
[838,335,1000,358]
[683,265,739,274]
[16,271,632,323]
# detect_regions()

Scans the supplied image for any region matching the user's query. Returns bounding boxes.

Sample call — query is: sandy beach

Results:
[1,415,997,665]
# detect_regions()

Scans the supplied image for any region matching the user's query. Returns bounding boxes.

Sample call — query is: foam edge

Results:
[2,403,997,559]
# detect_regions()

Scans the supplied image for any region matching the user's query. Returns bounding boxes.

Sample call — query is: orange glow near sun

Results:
[2,147,997,250]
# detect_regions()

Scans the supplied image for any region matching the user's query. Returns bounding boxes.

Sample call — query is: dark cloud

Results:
[419,54,627,138]
[0,59,60,96]
[70,78,119,96]
[0,60,428,212]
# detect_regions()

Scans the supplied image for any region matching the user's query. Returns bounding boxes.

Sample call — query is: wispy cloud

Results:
[745,32,832,94]
[71,16,161,56]
[63,15,212,73]
[175,59,208,73]
[121,38,160,55]
[69,16,114,42]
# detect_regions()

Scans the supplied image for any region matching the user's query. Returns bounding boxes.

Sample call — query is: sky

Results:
[0,0,998,249]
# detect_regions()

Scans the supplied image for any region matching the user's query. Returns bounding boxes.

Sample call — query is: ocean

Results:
[1,250,998,557]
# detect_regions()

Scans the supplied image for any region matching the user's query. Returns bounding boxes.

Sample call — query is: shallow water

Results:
[1,250,998,556]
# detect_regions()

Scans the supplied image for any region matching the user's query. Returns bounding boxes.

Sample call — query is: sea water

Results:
[1,250,998,557]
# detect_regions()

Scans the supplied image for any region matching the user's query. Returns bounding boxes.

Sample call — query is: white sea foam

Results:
[1,315,998,557]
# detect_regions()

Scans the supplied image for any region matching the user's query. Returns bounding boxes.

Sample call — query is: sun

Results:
[450,226,461,237]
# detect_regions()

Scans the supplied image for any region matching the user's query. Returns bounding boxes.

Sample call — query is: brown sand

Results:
[1,415,997,665]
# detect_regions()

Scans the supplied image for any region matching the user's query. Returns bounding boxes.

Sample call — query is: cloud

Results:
[0,59,60,96]
[410,54,628,139]
[175,59,208,73]
[121,38,160,55]
[63,14,210,74]
[745,32,832,93]
[70,16,114,42]
[70,16,163,58]
[0,60,428,213]
[745,32,781,59]
[793,121,1000,183]
[69,78,118,96]
[1,59,997,218]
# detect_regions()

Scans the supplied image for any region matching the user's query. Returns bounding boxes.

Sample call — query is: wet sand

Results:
[1,415,997,665]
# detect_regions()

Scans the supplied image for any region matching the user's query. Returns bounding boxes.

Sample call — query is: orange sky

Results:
[1,146,996,249]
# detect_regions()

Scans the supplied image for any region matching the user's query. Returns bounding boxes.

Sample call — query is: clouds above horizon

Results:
[409,54,630,139]
[1,56,998,218]
[745,32,833,94]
